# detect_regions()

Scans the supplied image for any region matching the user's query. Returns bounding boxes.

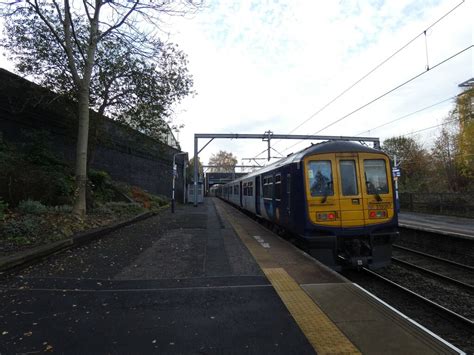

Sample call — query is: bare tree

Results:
[208,151,238,172]
[1,1,199,217]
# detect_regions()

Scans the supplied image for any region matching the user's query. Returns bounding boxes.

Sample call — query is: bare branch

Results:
[62,0,81,85]
[82,0,93,21]
[98,0,139,40]
[66,1,86,63]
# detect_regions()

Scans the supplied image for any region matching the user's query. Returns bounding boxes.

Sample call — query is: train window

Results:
[275,174,281,200]
[308,161,333,197]
[339,160,358,196]
[364,159,389,194]
[248,182,253,196]
[234,185,239,195]
[263,175,273,199]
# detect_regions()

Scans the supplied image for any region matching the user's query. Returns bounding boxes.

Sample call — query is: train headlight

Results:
[317,212,337,221]
[369,210,387,219]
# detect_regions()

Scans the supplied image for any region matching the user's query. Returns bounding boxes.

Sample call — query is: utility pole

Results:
[172,152,187,213]
[393,155,400,213]
[263,130,273,161]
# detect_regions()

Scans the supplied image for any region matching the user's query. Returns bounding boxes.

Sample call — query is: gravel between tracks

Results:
[377,264,473,319]
[344,269,474,354]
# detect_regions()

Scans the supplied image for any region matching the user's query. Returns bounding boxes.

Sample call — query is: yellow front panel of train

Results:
[358,152,394,225]
[335,153,365,227]
[304,154,341,228]
[305,152,394,228]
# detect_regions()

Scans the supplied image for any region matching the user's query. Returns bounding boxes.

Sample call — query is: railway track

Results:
[362,268,473,328]
[392,244,474,292]
[344,267,474,353]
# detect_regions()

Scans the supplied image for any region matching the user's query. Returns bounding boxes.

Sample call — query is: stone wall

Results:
[0,68,187,202]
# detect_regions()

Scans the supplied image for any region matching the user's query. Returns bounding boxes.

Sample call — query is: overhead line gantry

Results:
[192,132,380,206]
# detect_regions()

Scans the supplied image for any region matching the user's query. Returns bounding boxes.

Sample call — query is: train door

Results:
[255,176,261,215]
[240,181,243,207]
[358,153,394,224]
[304,154,341,228]
[286,173,291,221]
[335,154,365,227]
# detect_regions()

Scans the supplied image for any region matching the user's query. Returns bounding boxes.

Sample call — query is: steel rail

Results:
[391,257,474,292]
[393,245,474,271]
[362,268,474,329]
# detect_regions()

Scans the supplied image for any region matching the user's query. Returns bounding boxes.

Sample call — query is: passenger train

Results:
[213,140,399,270]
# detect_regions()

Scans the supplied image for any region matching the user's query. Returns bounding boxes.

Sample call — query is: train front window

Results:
[339,160,358,196]
[364,159,389,194]
[308,161,333,197]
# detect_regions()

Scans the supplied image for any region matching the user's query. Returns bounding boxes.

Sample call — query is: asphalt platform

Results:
[399,211,474,238]
[0,199,314,354]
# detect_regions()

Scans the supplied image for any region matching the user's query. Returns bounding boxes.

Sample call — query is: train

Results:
[213,140,399,270]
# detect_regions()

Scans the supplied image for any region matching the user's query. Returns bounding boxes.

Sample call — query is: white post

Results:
[394,155,400,213]
[193,137,198,207]
[172,152,186,213]
[172,155,177,213]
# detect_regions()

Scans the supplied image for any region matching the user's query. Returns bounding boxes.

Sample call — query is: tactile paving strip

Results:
[215,200,360,354]
[263,268,360,355]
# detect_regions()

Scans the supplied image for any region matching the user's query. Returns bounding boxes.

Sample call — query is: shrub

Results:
[47,205,73,213]
[0,215,42,244]
[94,204,114,215]
[0,135,74,207]
[0,199,8,221]
[88,170,111,189]
[18,199,47,214]
[103,202,145,216]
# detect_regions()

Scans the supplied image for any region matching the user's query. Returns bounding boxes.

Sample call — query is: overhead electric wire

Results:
[269,0,466,146]
[401,118,457,136]
[251,0,466,161]
[355,95,457,136]
[281,44,473,154]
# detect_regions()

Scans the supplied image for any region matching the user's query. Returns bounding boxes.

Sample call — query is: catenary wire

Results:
[280,44,473,154]
[261,0,466,154]
[355,96,457,136]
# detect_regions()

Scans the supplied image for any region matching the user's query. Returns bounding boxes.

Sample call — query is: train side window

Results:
[308,161,333,197]
[248,181,253,196]
[263,175,273,199]
[275,174,281,200]
[364,159,389,194]
[340,160,358,196]
[234,185,239,195]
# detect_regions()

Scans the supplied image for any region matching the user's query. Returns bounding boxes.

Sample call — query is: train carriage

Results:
[216,140,398,270]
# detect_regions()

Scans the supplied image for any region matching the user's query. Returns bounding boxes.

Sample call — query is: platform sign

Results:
[392,168,401,177]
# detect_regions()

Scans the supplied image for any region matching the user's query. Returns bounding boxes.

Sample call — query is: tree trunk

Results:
[72,85,90,218]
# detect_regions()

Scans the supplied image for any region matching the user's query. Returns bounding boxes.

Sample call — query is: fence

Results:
[399,192,474,218]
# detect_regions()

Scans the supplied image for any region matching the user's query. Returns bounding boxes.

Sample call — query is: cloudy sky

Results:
[161,0,472,168]
[0,0,472,169]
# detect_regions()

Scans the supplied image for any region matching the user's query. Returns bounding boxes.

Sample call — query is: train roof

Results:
[228,140,385,183]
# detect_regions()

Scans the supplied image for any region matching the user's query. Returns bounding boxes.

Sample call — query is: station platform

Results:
[0,198,464,354]
[399,212,474,239]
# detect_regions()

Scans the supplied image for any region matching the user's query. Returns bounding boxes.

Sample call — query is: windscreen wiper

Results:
[321,181,333,203]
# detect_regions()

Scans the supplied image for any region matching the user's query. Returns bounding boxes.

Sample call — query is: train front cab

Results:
[303,151,398,270]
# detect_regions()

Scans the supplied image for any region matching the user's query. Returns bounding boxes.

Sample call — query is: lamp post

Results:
[172,152,188,213]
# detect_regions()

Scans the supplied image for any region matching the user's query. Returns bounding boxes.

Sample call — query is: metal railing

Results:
[399,192,474,218]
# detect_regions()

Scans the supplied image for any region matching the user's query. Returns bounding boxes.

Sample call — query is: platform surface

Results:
[0,198,463,354]
[0,199,313,354]
[216,199,462,354]
[399,211,474,238]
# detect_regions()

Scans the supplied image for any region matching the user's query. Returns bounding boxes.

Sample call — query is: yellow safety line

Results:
[215,200,360,355]
[264,268,360,355]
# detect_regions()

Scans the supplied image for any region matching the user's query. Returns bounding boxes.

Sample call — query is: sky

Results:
[1,0,472,170]
[159,0,473,169]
